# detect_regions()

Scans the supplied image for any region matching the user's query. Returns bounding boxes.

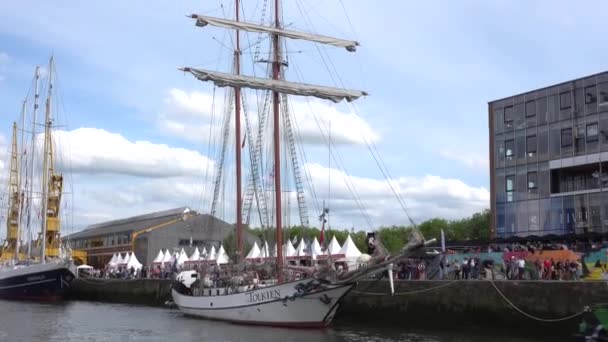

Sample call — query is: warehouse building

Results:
[66,207,254,268]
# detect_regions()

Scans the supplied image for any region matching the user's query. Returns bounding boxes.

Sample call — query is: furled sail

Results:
[190,14,359,52]
[180,67,367,103]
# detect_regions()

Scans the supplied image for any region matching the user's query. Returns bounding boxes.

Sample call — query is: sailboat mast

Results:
[26,67,40,258]
[5,122,20,261]
[272,0,283,282]
[40,57,54,263]
[234,0,243,263]
[15,99,28,259]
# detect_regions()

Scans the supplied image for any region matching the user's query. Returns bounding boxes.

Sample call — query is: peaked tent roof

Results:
[108,253,118,266]
[311,237,324,255]
[216,245,230,264]
[207,245,217,260]
[153,250,164,263]
[283,241,296,257]
[162,250,172,263]
[295,238,307,257]
[339,234,362,258]
[116,253,126,265]
[126,253,143,270]
[327,236,342,255]
[245,242,261,259]
[177,248,189,266]
[200,246,208,258]
[260,241,271,258]
[189,247,201,261]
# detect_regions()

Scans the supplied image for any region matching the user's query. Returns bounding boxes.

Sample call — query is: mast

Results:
[234,0,243,263]
[40,57,54,263]
[15,99,28,259]
[4,122,20,261]
[273,0,283,282]
[26,66,40,258]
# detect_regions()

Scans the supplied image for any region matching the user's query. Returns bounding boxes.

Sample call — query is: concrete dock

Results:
[69,278,607,333]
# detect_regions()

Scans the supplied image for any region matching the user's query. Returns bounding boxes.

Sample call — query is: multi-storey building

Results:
[489,72,608,238]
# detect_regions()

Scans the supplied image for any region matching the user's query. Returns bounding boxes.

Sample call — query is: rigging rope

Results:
[489,280,585,322]
[351,280,458,296]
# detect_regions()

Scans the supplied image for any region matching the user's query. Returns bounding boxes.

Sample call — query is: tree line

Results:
[223,209,490,256]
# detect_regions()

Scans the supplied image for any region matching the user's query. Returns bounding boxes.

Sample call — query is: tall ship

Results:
[0,58,76,301]
[171,0,432,327]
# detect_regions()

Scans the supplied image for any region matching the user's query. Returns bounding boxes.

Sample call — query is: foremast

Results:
[39,57,63,261]
[1,122,22,262]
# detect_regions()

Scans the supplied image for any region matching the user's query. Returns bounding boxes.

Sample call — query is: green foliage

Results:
[230,210,490,255]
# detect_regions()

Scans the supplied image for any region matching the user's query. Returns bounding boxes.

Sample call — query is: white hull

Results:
[172,278,354,328]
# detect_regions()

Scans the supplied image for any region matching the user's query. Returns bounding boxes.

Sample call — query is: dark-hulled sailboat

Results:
[0,58,76,301]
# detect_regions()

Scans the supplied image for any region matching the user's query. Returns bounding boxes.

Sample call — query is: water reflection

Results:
[0,300,571,342]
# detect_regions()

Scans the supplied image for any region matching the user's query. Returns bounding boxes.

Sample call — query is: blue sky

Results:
[1,1,608,235]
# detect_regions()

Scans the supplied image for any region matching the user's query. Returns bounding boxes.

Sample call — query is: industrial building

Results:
[66,207,253,268]
[489,71,608,238]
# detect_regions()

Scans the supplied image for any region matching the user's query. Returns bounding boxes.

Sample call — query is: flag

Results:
[440,229,445,252]
[319,221,325,245]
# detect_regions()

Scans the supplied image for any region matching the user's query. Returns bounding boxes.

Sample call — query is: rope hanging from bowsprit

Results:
[489,280,585,322]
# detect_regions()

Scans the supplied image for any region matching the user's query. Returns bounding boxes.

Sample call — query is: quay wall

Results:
[70,279,608,332]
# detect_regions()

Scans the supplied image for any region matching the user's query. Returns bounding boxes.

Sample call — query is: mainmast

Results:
[26,66,40,258]
[40,57,64,261]
[234,0,244,263]
[272,0,284,282]
[183,3,365,278]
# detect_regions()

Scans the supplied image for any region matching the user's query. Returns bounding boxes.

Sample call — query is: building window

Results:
[560,91,571,110]
[561,128,573,147]
[526,135,537,157]
[599,82,608,106]
[506,175,515,202]
[505,139,514,160]
[587,123,599,142]
[527,172,538,192]
[585,85,597,104]
[504,106,514,129]
[525,100,536,118]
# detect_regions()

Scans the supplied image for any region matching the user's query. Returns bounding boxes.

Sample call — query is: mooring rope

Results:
[489,280,585,322]
[351,280,459,296]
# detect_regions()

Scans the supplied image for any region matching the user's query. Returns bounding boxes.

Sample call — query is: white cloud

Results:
[52,127,214,178]
[289,99,379,145]
[157,88,380,146]
[439,148,489,170]
[302,163,489,229]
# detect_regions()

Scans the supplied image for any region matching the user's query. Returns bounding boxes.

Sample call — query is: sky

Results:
[2,1,608,237]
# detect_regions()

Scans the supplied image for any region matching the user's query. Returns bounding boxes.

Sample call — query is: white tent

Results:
[339,234,362,258]
[189,247,201,262]
[283,241,296,257]
[200,246,208,259]
[207,245,217,261]
[123,252,133,265]
[107,253,118,268]
[126,253,143,270]
[295,238,307,257]
[152,250,164,264]
[116,253,126,265]
[260,241,271,258]
[245,242,261,259]
[311,237,324,255]
[162,250,172,264]
[177,248,189,266]
[291,235,298,246]
[327,236,342,255]
[215,245,230,264]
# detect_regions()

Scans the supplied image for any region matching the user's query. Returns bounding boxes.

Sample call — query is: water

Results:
[0,300,572,342]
